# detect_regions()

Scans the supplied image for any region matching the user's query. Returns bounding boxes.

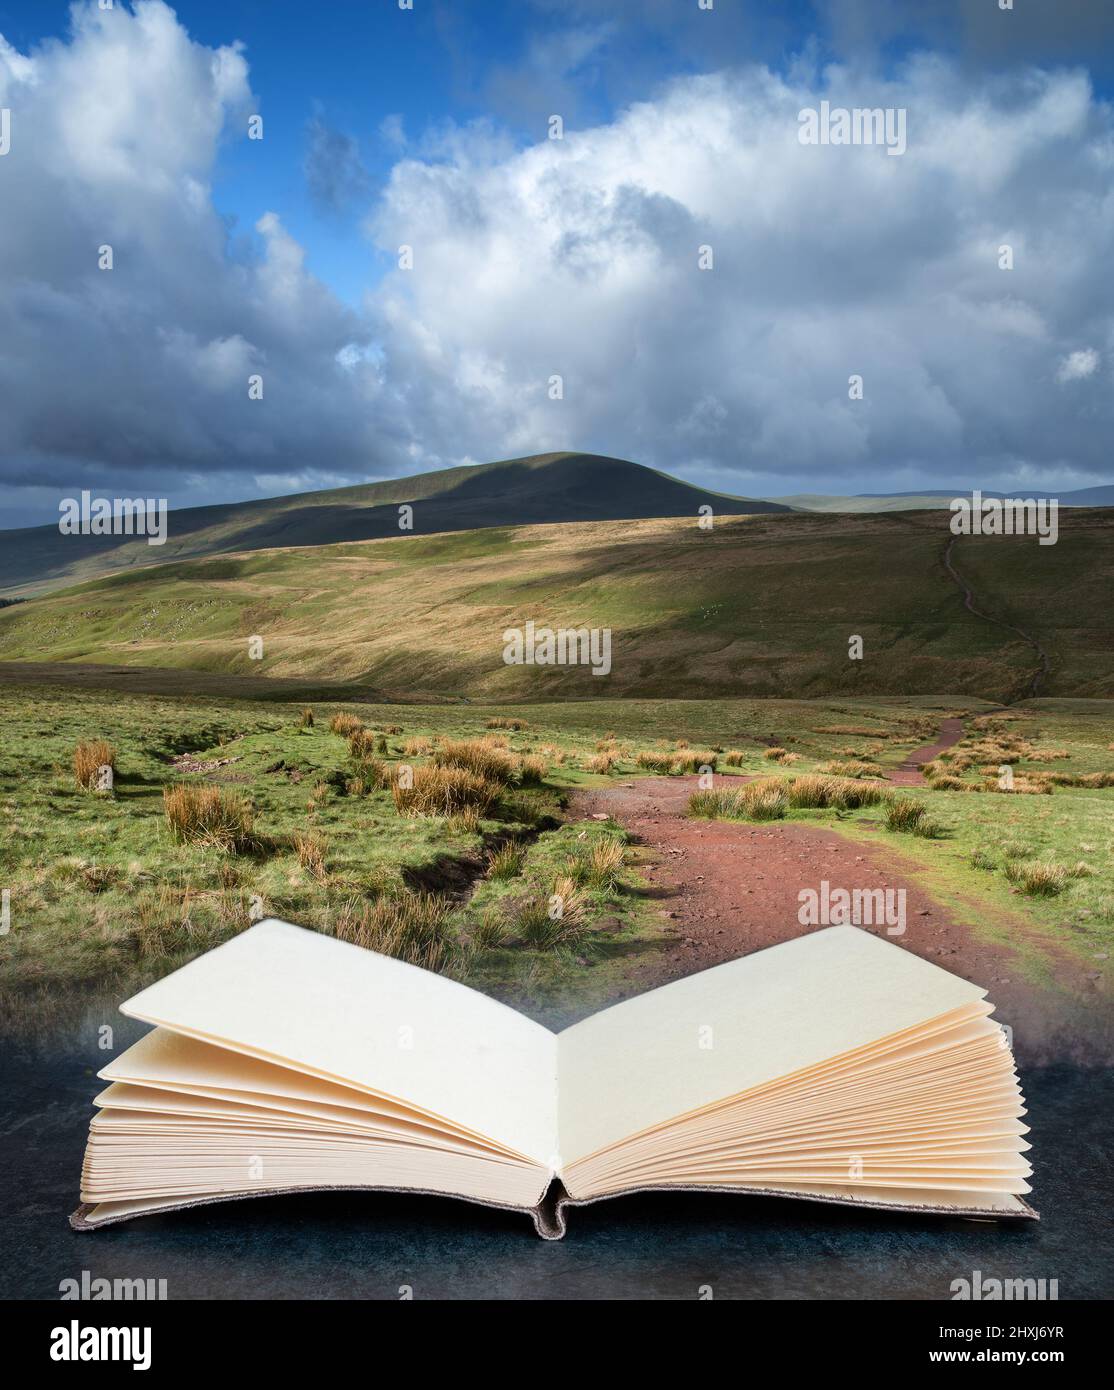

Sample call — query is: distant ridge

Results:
[769,485,1114,513]
[0,453,789,598]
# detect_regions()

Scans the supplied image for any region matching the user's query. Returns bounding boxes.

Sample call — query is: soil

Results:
[570,774,1111,1065]
[887,716,966,785]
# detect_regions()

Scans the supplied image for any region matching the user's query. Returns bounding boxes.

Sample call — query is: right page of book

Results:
[556,926,988,1165]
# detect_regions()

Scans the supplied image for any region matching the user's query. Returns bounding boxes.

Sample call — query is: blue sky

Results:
[1,1,1112,524]
[0,0,835,307]
[9,1,1105,310]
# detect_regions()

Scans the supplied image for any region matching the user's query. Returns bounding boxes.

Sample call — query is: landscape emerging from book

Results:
[1,456,1111,1065]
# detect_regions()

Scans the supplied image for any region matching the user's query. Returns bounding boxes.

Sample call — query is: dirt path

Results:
[942,536,1051,698]
[888,716,966,785]
[573,776,1110,1065]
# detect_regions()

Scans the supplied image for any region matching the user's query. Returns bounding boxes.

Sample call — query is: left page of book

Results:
[119,919,559,1166]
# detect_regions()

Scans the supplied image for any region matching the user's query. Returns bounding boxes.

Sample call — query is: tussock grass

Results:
[585,752,616,774]
[299,707,314,727]
[486,842,526,880]
[306,779,330,811]
[672,749,719,773]
[884,797,927,832]
[814,724,890,738]
[513,879,589,949]
[563,835,626,889]
[447,805,483,834]
[636,748,717,775]
[73,739,116,789]
[518,754,549,785]
[983,777,1054,795]
[433,737,520,784]
[690,773,890,822]
[723,750,746,766]
[820,760,877,779]
[1005,861,1069,898]
[786,774,888,810]
[486,716,528,731]
[332,892,453,970]
[883,796,946,838]
[471,910,511,950]
[689,779,787,822]
[329,712,363,737]
[163,784,254,850]
[392,763,500,817]
[292,831,327,881]
[347,728,381,763]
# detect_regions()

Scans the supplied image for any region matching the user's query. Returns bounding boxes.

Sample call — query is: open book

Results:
[71,920,1036,1237]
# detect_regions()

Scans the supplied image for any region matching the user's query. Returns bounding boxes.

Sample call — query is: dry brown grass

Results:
[585,836,625,888]
[486,716,528,731]
[332,893,453,970]
[814,725,889,738]
[983,777,1054,796]
[292,831,328,881]
[486,842,526,879]
[820,760,877,778]
[299,707,314,727]
[787,774,889,810]
[347,728,379,761]
[519,754,549,785]
[433,737,520,784]
[671,750,719,773]
[1004,860,1069,897]
[446,805,483,834]
[163,784,254,849]
[586,752,616,774]
[392,763,501,817]
[73,739,116,789]
[306,779,331,811]
[690,778,787,822]
[723,750,746,766]
[329,712,362,737]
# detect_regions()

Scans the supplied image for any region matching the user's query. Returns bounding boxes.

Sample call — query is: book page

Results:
[119,920,558,1164]
[557,926,987,1164]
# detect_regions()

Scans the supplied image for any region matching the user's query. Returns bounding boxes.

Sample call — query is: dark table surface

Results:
[2,1004,1110,1300]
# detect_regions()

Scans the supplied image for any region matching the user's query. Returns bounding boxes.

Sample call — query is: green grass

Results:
[2,682,1110,1021]
[2,505,1110,701]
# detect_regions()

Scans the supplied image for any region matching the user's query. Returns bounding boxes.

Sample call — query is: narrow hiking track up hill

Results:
[942,536,1052,701]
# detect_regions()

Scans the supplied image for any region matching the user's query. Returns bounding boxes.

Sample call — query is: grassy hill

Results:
[1,508,1110,702]
[773,486,1114,512]
[0,452,788,598]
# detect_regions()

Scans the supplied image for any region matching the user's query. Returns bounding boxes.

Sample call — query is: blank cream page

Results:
[120,920,558,1164]
[557,926,987,1165]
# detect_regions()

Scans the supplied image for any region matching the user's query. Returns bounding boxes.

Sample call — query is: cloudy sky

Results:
[0,0,1112,527]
